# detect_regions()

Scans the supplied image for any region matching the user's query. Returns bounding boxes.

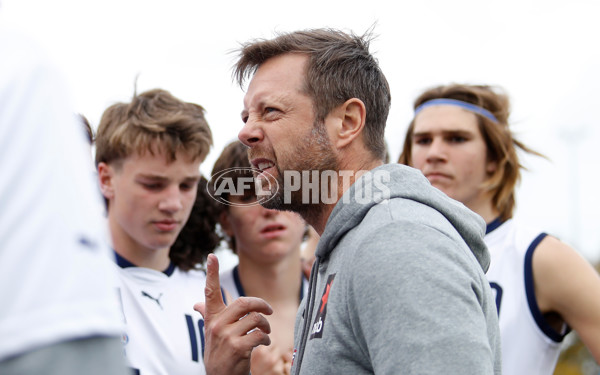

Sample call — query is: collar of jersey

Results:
[114,250,176,276]
[485,217,504,235]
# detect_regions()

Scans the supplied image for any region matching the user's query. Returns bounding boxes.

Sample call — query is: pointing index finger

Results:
[197,254,225,319]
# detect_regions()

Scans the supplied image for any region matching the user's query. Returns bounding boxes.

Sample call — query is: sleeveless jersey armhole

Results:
[524,233,571,342]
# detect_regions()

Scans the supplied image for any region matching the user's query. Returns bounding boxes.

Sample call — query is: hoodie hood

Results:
[316,163,489,271]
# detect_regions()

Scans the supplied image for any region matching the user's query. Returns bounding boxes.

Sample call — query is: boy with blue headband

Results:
[399,83,600,374]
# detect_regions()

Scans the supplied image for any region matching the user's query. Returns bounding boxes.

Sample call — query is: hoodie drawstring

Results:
[292,255,321,375]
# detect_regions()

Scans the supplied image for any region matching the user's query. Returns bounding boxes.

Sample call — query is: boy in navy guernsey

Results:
[96,89,272,374]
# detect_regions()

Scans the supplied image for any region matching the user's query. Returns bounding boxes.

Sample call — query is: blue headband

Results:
[414,98,499,124]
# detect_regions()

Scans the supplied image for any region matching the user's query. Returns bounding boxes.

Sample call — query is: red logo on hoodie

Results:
[310,273,336,339]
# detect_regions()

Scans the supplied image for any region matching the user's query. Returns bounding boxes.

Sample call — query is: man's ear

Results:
[97,162,116,200]
[334,98,366,149]
[218,210,234,237]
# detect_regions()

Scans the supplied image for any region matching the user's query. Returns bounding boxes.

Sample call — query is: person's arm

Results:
[194,254,273,375]
[533,236,600,363]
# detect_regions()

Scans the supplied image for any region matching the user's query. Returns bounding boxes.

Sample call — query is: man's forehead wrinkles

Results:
[246,91,292,110]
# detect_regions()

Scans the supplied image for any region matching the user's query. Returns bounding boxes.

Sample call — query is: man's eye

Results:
[414,137,431,145]
[264,107,279,115]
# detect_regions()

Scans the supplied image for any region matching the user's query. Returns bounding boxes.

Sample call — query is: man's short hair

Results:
[233,28,390,161]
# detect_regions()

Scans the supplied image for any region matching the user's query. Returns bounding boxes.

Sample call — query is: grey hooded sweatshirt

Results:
[290,164,501,375]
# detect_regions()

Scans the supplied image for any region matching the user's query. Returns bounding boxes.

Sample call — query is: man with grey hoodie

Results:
[197,28,501,375]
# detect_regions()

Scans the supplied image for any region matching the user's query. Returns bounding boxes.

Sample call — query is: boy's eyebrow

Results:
[136,173,201,182]
[412,131,431,137]
[413,129,473,137]
[137,174,168,181]
[412,130,434,139]
[442,129,474,137]
[184,175,201,183]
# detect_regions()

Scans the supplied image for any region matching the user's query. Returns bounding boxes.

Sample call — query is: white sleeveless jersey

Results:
[0,28,123,361]
[114,254,207,375]
[221,265,308,301]
[485,218,568,375]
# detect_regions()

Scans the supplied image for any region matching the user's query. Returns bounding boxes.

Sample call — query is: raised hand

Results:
[194,254,273,375]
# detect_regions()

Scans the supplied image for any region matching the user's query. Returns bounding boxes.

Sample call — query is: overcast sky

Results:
[2,0,599,262]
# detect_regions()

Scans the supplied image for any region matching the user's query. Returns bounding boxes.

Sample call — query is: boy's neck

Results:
[468,199,500,225]
[109,220,171,271]
[236,252,302,304]
[116,246,171,272]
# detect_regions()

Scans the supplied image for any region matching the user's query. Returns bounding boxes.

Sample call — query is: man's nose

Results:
[239,116,263,147]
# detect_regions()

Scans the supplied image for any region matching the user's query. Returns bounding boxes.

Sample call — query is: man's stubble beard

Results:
[260,121,338,224]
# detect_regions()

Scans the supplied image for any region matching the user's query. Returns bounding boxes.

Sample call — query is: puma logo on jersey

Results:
[141,291,163,309]
[78,235,98,250]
